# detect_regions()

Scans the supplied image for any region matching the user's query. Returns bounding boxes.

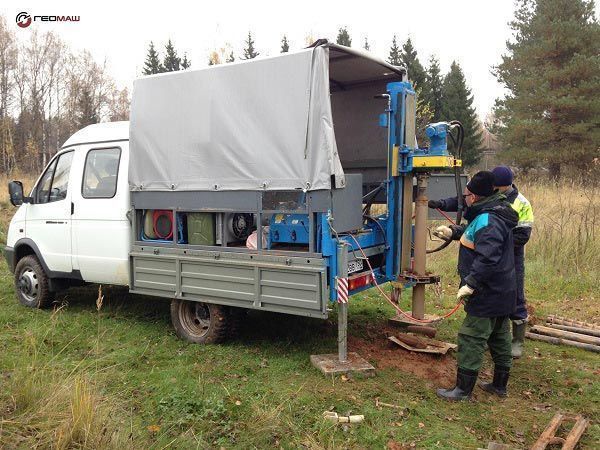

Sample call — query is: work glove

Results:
[428,200,443,209]
[457,285,474,302]
[433,225,453,240]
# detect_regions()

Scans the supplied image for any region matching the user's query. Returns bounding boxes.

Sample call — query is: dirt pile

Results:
[348,327,456,386]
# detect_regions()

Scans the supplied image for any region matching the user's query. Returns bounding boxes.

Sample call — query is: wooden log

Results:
[531,413,564,450]
[390,333,428,349]
[544,323,600,338]
[530,325,600,346]
[525,332,600,353]
[406,325,437,338]
[563,415,589,450]
[546,315,600,331]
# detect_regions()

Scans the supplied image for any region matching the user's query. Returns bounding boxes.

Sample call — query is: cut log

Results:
[390,333,428,349]
[544,323,600,338]
[530,325,600,346]
[525,332,600,353]
[546,315,600,331]
[406,325,437,338]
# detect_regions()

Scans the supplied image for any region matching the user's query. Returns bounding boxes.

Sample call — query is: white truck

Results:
[4,42,462,352]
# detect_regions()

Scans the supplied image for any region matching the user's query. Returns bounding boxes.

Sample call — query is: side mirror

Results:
[8,181,31,206]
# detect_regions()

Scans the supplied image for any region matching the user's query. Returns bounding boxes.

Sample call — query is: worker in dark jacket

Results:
[491,166,534,358]
[429,166,534,358]
[433,171,519,401]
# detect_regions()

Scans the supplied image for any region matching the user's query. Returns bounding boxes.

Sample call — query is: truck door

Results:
[71,145,130,285]
[25,150,75,274]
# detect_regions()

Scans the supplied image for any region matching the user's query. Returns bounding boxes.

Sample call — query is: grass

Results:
[0,176,598,448]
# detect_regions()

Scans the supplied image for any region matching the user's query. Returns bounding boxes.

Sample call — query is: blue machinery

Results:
[271,81,461,305]
[310,81,463,372]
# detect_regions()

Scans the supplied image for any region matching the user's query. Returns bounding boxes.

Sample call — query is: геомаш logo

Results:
[16,11,80,28]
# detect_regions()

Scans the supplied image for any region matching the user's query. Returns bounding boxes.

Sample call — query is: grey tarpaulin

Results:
[129,43,405,192]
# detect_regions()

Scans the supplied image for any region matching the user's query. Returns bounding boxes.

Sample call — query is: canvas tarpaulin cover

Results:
[129,46,345,192]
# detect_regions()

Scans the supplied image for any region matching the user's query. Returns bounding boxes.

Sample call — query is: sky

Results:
[3,1,599,119]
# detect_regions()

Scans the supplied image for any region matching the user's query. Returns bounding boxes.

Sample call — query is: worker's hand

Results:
[457,285,475,302]
[433,225,453,240]
[428,200,443,209]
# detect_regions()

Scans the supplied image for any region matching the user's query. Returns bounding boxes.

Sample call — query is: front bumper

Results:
[3,246,15,273]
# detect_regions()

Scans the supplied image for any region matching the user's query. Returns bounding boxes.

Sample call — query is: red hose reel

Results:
[152,210,173,239]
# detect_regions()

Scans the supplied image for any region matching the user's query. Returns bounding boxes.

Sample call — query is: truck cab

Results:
[4,121,131,307]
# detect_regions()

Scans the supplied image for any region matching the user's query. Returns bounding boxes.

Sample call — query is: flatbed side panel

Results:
[133,257,176,293]
[130,249,328,319]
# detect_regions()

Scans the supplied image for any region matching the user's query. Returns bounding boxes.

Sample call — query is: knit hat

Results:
[492,166,514,187]
[467,171,495,197]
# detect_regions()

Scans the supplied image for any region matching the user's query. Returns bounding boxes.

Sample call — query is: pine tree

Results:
[336,27,351,46]
[226,51,235,63]
[242,32,259,59]
[281,35,289,53]
[494,0,600,178]
[163,39,180,72]
[424,56,444,122]
[400,38,427,90]
[388,35,401,66]
[181,53,191,69]
[441,61,483,167]
[363,37,370,51]
[76,88,98,129]
[142,41,163,75]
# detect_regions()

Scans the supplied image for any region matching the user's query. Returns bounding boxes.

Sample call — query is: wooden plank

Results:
[562,415,589,450]
[531,413,564,450]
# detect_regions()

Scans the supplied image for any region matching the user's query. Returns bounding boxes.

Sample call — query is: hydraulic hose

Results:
[426,120,465,254]
[346,233,463,324]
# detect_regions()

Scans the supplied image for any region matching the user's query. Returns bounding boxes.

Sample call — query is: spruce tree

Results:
[388,35,401,66]
[494,0,600,178]
[163,39,180,72]
[363,37,370,51]
[142,41,163,75]
[181,53,191,69]
[336,27,352,46]
[441,61,483,166]
[424,56,444,122]
[242,32,259,59]
[400,38,427,90]
[76,88,98,129]
[226,51,235,63]
[281,35,289,53]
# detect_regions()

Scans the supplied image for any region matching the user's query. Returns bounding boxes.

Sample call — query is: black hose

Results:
[362,182,385,216]
[426,120,465,254]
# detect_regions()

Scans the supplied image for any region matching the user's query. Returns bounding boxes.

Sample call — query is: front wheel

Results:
[170,299,230,344]
[14,255,54,308]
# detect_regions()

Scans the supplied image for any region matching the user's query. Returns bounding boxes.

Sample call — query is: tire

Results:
[14,255,54,308]
[170,299,230,344]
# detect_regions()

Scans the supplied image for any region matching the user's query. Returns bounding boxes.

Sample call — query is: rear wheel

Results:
[14,255,54,308]
[170,299,230,344]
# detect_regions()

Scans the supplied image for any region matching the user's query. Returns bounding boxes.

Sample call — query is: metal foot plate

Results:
[310,352,375,377]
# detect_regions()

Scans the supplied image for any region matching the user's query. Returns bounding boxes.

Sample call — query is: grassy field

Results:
[0,175,598,449]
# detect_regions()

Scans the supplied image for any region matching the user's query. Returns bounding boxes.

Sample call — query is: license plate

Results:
[347,259,364,274]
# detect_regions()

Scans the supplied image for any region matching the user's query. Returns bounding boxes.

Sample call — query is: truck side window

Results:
[82,148,121,198]
[49,152,74,202]
[35,151,74,204]
[35,159,57,204]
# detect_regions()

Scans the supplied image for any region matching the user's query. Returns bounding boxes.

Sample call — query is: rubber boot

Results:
[436,368,478,401]
[511,320,527,358]
[479,365,510,397]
